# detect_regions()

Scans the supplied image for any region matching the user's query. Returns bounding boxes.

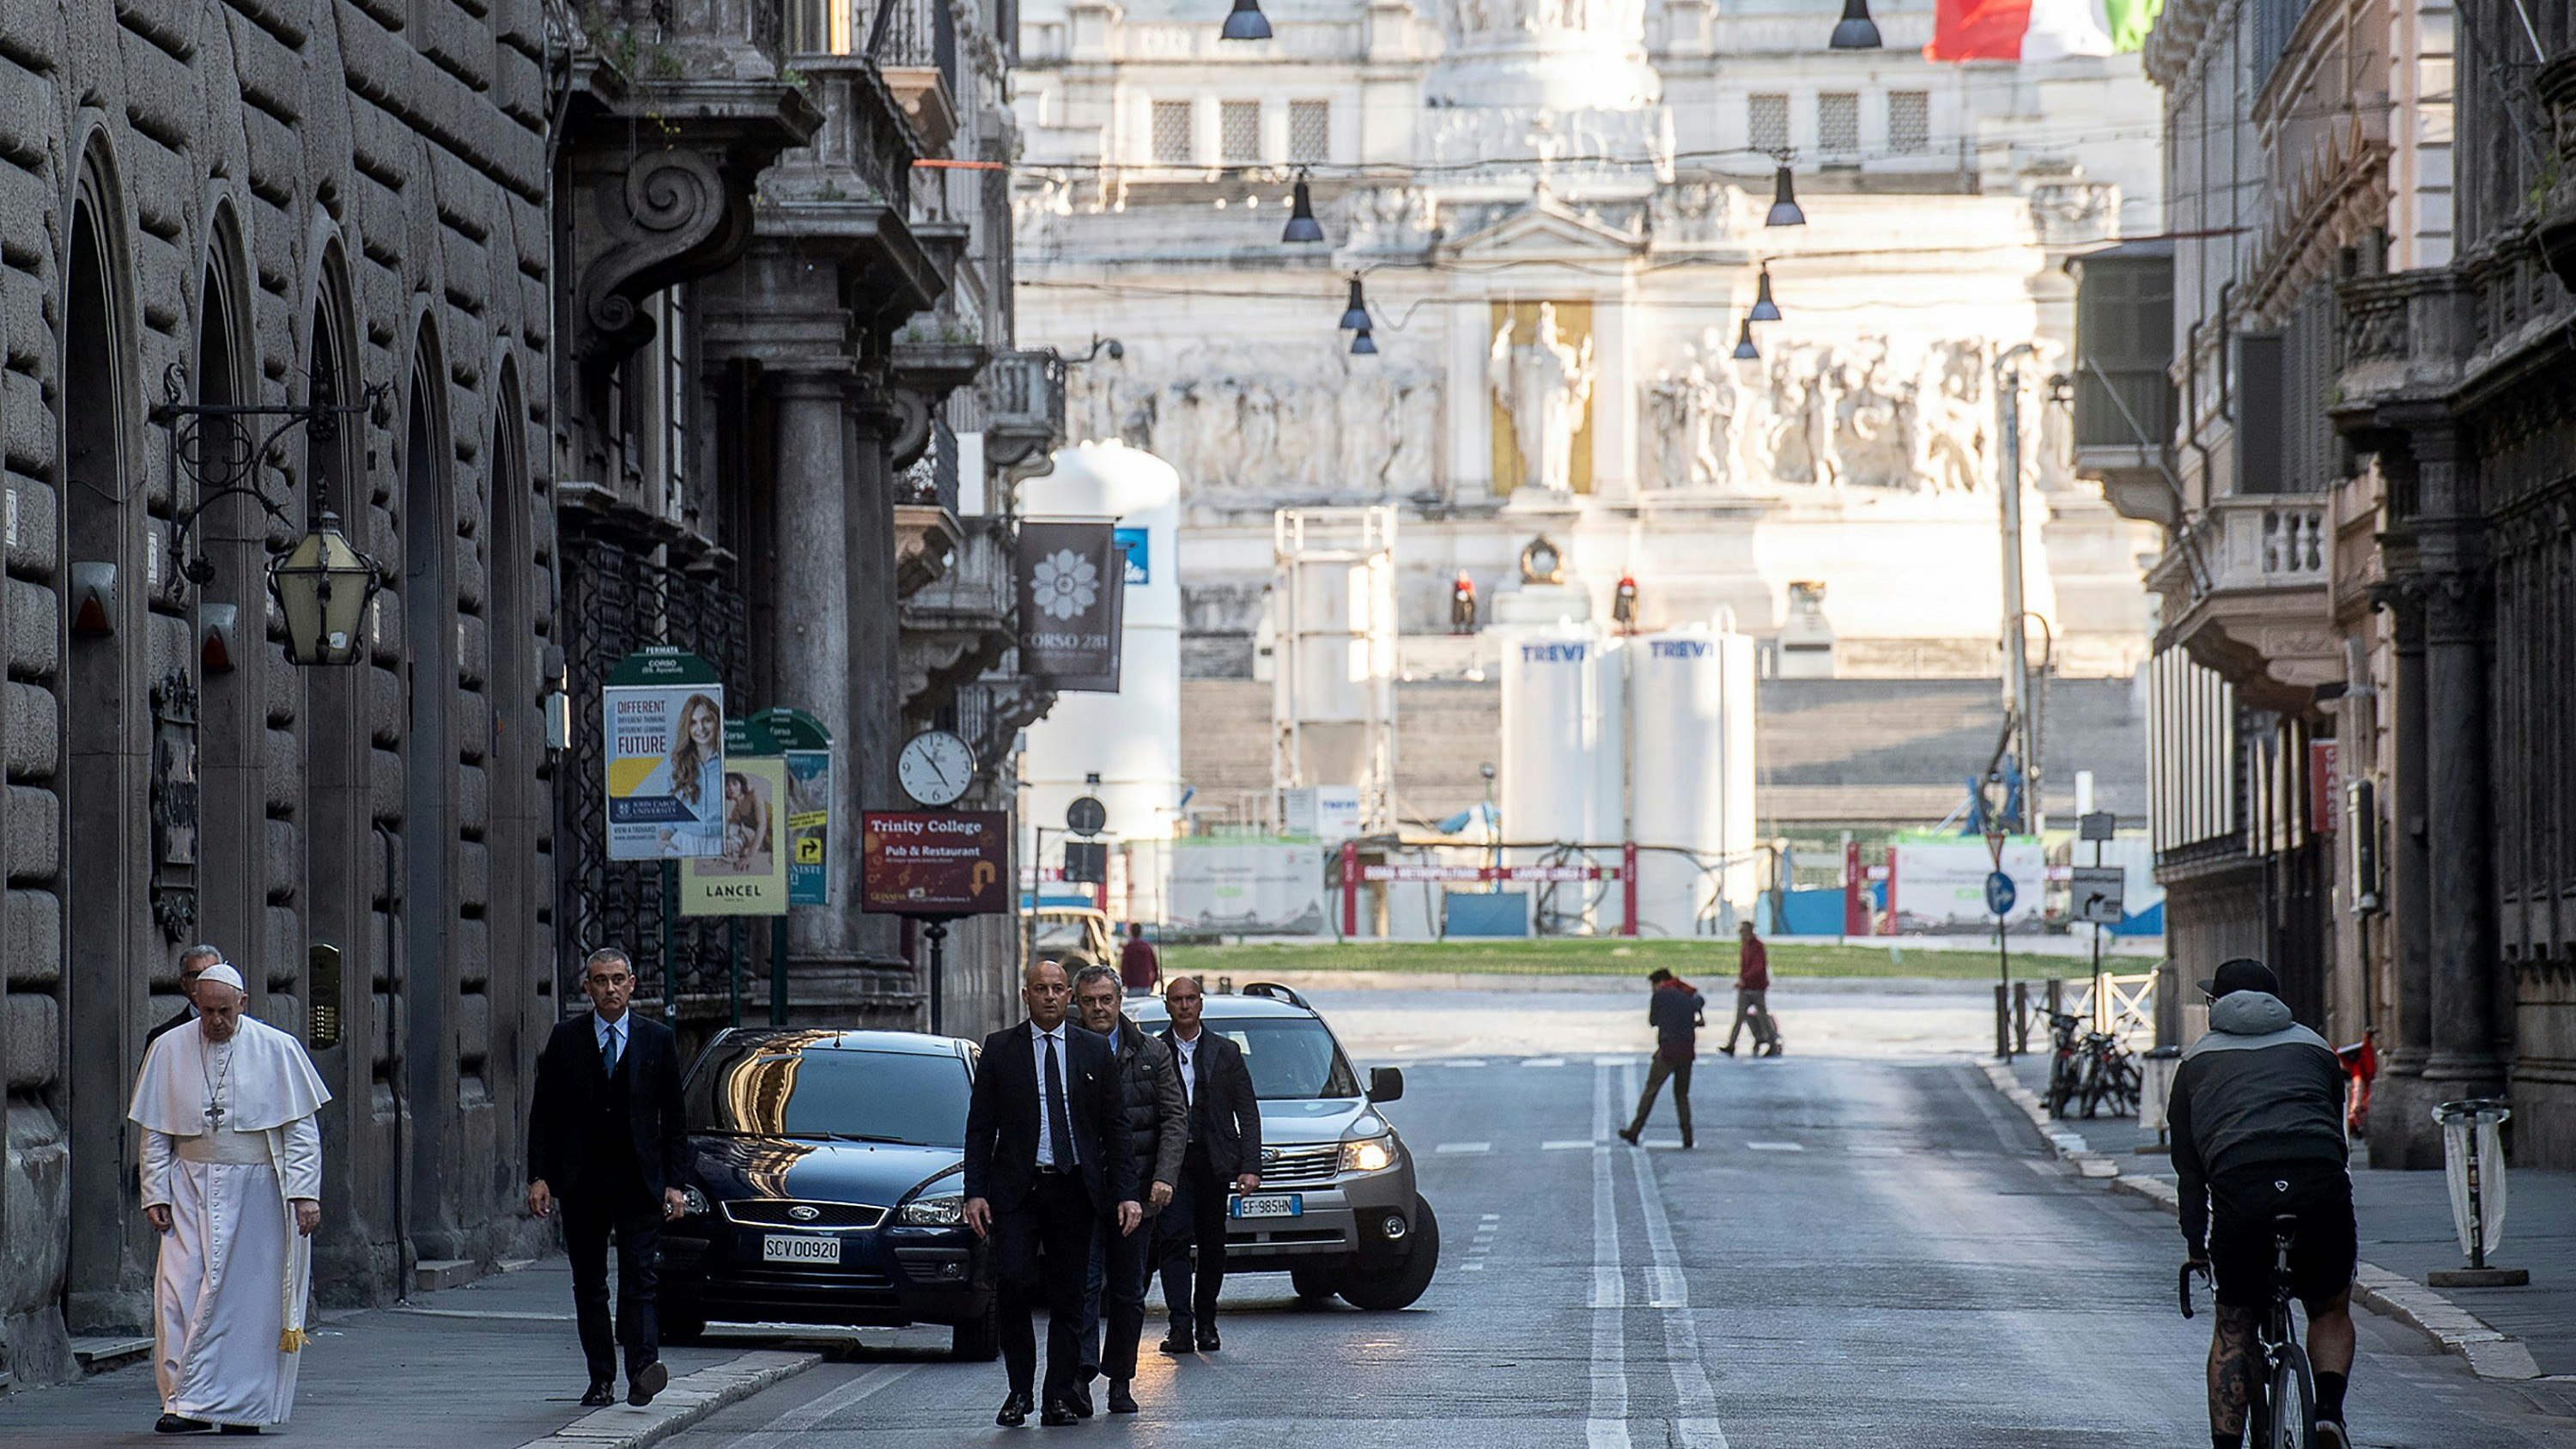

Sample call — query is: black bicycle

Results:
[2044,1012,2086,1117]
[2183,1214,2318,1449]
[2077,1026,2141,1118]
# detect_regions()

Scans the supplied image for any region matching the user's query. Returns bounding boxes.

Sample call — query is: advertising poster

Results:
[1889,833,2045,933]
[680,757,789,915]
[1018,521,1126,692]
[1170,837,1327,935]
[861,811,1011,916]
[784,749,832,906]
[603,648,725,861]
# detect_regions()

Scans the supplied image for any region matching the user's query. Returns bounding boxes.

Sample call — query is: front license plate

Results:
[1229,1193,1303,1220]
[762,1233,843,1264]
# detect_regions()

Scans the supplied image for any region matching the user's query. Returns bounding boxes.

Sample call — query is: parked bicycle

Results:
[2184,1215,2320,1449]
[2044,1011,2141,1118]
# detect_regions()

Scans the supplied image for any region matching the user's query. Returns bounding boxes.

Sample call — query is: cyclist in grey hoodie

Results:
[2169,957,2355,1449]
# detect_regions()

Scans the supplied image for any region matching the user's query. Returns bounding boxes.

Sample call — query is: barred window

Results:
[1747,94,1790,156]
[1289,100,1331,163]
[1221,100,1261,165]
[1819,93,1860,156]
[1151,100,1194,165]
[1888,91,1930,155]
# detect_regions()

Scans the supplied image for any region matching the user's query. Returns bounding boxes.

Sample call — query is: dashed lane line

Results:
[1435,1141,1493,1154]
[1589,1063,1630,1449]
[1745,1141,1805,1152]
[1624,1061,1730,1447]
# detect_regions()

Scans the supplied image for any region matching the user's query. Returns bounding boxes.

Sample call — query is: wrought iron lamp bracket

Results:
[149,362,392,594]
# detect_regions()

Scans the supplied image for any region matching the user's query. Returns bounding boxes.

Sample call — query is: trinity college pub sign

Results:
[860,812,1011,917]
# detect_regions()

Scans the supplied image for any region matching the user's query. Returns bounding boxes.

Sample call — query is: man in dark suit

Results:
[963,959,1140,1428]
[1155,974,1262,1354]
[526,947,689,1409]
[143,944,225,1050]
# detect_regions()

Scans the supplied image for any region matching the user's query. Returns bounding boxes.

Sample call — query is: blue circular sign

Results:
[1984,870,2018,916]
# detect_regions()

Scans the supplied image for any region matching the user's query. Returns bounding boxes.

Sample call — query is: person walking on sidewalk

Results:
[1155,975,1262,1354]
[1072,964,1188,1415]
[1720,921,1783,1057]
[526,947,689,1411]
[2170,957,2359,1449]
[129,962,331,1435]
[1619,968,1705,1148]
[1119,922,1161,996]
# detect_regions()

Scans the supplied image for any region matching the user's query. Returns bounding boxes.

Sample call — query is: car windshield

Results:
[1033,919,1093,953]
[1207,1019,1361,1100]
[686,1044,970,1148]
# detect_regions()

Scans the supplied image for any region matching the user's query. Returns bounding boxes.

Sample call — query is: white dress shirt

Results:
[1030,1021,1078,1167]
[594,1011,629,1072]
[1171,1028,1200,1109]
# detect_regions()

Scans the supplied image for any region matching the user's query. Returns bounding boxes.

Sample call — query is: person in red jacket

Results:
[1720,921,1783,1057]
[1117,922,1160,996]
[1618,969,1705,1148]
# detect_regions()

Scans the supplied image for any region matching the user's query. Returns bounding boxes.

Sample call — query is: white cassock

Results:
[128,1013,331,1426]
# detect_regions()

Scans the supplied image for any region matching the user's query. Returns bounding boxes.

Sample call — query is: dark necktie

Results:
[1043,1032,1075,1169]
[602,1024,620,1075]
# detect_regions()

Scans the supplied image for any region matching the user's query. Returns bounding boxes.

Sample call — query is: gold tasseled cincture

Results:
[280,1329,309,1354]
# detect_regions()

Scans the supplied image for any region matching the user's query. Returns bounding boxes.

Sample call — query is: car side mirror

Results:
[1367,1066,1404,1104]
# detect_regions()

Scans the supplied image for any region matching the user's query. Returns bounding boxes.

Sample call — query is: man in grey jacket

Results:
[2169,958,2356,1449]
[1072,962,1188,1416]
[1618,968,1705,1148]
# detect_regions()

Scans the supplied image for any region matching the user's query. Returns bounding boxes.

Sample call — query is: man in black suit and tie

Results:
[964,959,1140,1428]
[526,947,689,1409]
[143,944,225,1050]
[1156,974,1263,1354]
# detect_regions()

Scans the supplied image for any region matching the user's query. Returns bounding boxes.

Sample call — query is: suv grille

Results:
[723,1199,886,1230]
[1256,1144,1340,1187]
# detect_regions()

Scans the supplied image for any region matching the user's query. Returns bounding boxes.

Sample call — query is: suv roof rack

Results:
[1238,981,1310,1011]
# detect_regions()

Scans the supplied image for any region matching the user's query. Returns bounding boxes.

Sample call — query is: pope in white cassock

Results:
[127,960,331,1434]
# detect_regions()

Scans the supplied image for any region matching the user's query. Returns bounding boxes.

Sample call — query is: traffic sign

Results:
[2079,811,2117,842]
[1984,870,2018,916]
[2070,865,2125,924]
[1066,795,1107,837]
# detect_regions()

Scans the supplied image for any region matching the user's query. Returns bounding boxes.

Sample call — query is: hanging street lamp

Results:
[1765,163,1807,227]
[1351,327,1379,356]
[1221,0,1272,40]
[1340,277,1371,331]
[1732,317,1762,361]
[1749,265,1783,321]
[1829,0,1883,48]
[270,512,381,666]
[1283,174,1326,243]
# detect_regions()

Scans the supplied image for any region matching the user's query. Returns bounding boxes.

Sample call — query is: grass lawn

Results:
[1161,937,2109,981]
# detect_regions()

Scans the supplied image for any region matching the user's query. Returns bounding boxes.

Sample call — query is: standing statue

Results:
[1488,302,1597,494]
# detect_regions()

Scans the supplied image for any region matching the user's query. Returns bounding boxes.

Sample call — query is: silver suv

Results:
[1129,982,1440,1310]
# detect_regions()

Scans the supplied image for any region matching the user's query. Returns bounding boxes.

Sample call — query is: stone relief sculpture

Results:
[1066,349,1443,499]
[1489,302,1597,494]
[1828,344,1915,490]
[1641,329,1740,490]
[1637,332,1998,493]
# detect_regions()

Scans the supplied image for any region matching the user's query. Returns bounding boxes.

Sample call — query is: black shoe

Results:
[2315,1420,2350,1449]
[1108,1380,1139,1415]
[997,1391,1031,1427]
[1040,1399,1080,1427]
[1763,1044,1783,1057]
[1068,1380,1094,1417]
[627,1359,668,1407]
[1195,1326,1220,1352]
[155,1416,214,1434]
[1158,1331,1193,1355]
[580,1383,616,1408]
[1617,1126,1641,1145]
[1680,1132,1695,1149]
[1718,1044,1737,1056]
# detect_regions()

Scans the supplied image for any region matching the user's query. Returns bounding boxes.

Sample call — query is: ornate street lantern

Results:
[270,512,380,666]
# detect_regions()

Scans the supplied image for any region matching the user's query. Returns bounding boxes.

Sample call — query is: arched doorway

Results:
[62,166,145,1332]
[486,361,542,1203]
[398,325,459,1255]
[194,222,263,995]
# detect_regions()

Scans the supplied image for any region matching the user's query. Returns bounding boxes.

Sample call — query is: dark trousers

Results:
[1078,1211,1157,1382]
[1628,1053,1694,1140]
[562,1187,662,1386]
[1157,1147,1230,1335]
[992,1170,1097,1403]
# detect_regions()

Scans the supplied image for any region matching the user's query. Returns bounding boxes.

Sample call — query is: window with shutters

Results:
[2072,249,2177,450]
[1220,100,1261,165]
[1748,94,1790,157]
[1151,100,1194,165]
[1289,100,1331,163]
[1818,93,1860,156]
[1888,91,1930,155]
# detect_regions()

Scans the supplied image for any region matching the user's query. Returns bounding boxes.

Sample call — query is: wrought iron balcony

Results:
[787,0,961,155]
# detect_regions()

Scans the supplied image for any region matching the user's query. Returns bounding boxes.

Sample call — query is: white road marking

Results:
[1523,1056,1568,1068]
[1544,1139,1599,1151]
[705,1362,918,1447]
[1446,1058,1489,1068]
[1589,1063,1630,1449]
[1848,1145,1908,1157]
[1746,1141,1805,1152]
[1625,1061,1729,1446]
[1594,1054,1632,1066]
[1436,1141,1492,1154]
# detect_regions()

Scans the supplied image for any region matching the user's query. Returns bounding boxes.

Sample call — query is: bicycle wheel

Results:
[2268,1342,2317,1449]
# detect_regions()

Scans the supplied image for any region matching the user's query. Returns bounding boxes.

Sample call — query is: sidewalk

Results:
[0,1258,841,1448]
[1996,1050,2576,1378]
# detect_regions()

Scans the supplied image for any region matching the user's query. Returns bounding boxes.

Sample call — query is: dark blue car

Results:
[659,1028,996,1359]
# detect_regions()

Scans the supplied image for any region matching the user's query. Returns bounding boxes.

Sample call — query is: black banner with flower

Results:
[1017,520,1126,692]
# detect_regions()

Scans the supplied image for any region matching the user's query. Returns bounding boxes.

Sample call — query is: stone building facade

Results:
[0,0,1060,1391]
[2099,0,2576,1168]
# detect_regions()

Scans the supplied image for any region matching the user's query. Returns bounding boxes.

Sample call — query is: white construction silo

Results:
[1018,441,1182,922]
[1627,622,1759,935]
[1498,620,1610,859]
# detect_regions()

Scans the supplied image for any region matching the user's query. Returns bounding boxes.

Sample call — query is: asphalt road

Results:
[666,992,2576,1449]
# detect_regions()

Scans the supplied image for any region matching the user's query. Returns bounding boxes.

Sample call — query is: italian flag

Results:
[1926,0,2161,61]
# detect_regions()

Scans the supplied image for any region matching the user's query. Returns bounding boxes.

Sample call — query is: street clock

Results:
[897,728,976,807]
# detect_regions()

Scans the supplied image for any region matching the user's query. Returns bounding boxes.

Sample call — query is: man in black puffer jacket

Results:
[2170,957,2357,1449]
[1071,960,1188,1416]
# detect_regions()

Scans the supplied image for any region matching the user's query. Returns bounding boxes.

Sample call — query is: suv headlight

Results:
[1340,1135,1400,1174]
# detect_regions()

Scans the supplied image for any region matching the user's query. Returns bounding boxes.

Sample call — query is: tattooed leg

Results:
[2207,1305,2260,1444]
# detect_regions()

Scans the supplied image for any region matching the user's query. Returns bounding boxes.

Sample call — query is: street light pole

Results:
[1996,344,2040,837]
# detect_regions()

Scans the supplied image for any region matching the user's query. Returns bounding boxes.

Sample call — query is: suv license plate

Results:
[1230,1193,1303,1220]
[762,1233,842,1264]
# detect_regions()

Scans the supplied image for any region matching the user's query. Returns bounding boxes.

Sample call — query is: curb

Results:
[1969,1058,2540,1381]
[511,1349,823,1449]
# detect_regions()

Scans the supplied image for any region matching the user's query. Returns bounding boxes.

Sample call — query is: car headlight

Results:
[1340,1136,1399,1174]
[679,1185,711,1217]
[899,1191,965,1226]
